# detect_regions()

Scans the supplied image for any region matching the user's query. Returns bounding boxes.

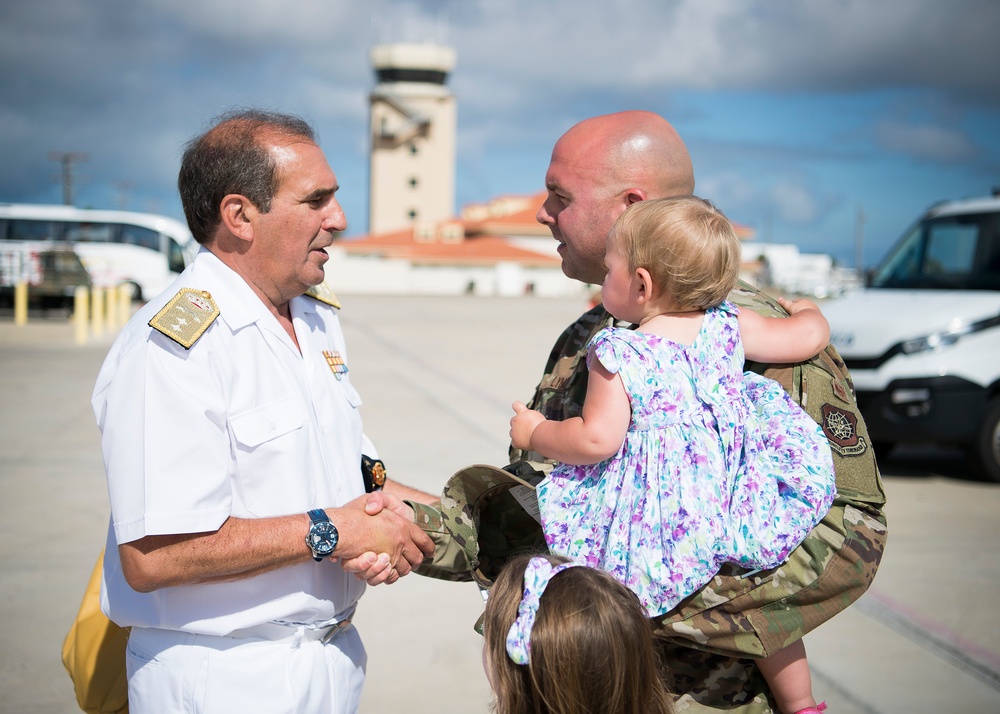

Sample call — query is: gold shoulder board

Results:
[305,282,342,309]
[148,288,220,349]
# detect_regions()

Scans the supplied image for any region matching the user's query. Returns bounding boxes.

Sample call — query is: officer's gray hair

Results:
[178,109,317,245]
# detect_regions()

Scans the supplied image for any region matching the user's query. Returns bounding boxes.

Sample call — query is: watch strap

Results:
[308,508,330,524]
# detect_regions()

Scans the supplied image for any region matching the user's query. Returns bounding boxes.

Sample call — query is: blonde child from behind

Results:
[510,196,835,714]
[482,553,673,714]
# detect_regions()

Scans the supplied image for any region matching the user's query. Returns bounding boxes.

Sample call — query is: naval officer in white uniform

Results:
[92,109,434,713]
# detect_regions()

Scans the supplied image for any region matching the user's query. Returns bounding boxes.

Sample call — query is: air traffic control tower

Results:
[368,43,457,236]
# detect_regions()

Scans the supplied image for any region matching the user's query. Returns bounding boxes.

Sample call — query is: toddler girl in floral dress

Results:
[510,196,835,714]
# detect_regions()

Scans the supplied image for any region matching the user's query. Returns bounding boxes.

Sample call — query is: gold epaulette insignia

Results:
[305,282,342,309]
[148,288,220,349]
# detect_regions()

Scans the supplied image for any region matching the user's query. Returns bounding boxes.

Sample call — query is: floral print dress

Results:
[536,302,836,617]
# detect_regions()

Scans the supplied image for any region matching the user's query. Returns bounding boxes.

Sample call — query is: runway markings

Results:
[857,589,1000,692]
[810,665,885,714]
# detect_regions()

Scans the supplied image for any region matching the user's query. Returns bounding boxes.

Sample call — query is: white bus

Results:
[0,203,196,301]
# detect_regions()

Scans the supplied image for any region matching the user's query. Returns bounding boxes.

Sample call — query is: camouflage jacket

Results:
[512,283,887,514]
[506,282,888,713]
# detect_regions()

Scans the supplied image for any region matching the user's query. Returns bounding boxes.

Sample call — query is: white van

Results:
[823,192,1000,481]
[0,204,196,301]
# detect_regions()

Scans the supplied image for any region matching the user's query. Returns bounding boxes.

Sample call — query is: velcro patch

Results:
[831,377,851,404]
[821,403,868,456]
[148,288,219,349]
[538,354,580,391]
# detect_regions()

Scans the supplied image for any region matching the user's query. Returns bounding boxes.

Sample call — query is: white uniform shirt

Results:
[93,249,366,635]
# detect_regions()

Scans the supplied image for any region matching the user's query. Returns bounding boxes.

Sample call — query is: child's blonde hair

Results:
[611,196,741,310]
[483,553,673,714]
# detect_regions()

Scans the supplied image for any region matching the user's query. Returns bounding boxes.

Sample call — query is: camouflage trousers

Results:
[654,500,887,711]
[414,490,887,711]
[416,285,890,712]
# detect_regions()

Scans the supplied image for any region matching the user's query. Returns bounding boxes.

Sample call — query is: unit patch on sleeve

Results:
[148,288,220,349]
[820,403,868,456]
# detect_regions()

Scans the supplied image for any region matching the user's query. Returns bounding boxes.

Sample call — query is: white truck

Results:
[823,192,1000,481]
[0,241,92,309]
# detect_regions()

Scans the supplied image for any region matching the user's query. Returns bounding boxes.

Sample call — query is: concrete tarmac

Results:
[1,295,998,714]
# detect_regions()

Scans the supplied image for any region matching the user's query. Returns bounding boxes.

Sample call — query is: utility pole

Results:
[854,202,866,273]
[49,151,89,205]
[113,180,134,210]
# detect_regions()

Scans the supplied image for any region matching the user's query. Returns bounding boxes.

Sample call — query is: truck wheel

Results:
[972,398,1000,483]
[871,441,895,460]
[124,281,142,302]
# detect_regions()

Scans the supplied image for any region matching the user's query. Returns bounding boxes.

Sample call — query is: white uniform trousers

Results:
[126,624,366,713]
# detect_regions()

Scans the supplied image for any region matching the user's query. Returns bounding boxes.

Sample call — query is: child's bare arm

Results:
[510,402,547,450]
[509,362,630,465]
[739,297,830,363]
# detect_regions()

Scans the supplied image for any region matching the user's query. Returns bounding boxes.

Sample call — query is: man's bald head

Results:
[538,111,695,285]
[559,110,695,199]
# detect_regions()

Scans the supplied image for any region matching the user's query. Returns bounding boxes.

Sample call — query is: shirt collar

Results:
[189,248,289,332]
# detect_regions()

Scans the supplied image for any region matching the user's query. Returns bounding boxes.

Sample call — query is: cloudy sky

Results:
[2,0,998,267]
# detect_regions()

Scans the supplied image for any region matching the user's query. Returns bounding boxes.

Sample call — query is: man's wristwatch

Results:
[306,509,339,561]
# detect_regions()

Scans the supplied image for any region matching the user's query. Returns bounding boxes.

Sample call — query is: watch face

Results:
[308,521,338,557]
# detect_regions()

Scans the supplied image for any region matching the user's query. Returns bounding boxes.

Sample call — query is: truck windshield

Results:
[870,211,1000,290]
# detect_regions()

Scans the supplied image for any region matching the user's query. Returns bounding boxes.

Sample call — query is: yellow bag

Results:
[61,550,129,714]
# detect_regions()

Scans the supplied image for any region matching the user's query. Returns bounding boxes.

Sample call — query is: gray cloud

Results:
[875,120,979,163]
[1,0,997,241]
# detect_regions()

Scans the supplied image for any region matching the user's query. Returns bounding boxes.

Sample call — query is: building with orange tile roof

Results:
[324,191,758,296]
[345,42,762,297]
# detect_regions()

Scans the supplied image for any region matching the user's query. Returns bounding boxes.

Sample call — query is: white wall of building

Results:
[368,44,457,236]
[323,248,589,298]
[741,242,861,297]
[325,243,860,299]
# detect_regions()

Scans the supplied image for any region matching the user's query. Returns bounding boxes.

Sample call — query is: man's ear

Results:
[635,267,655,304]
[624,188,647,206]
[219,194,255,243]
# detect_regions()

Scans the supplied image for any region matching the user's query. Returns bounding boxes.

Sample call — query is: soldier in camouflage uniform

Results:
[412,110,887,713]
[507,292,886,710]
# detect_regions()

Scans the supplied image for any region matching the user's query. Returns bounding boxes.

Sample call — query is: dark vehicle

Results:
[0,244,92,310]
